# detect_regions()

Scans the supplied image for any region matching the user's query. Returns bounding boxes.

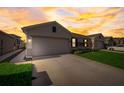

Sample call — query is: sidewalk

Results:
[0,49,23,62]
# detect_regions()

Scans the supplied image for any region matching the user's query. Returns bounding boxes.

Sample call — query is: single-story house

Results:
[0,31,23,56]
[22,21,72,58]
[88,33,105,50]
[113,38,124,46]
[71,33,92,50]
[104,37,114,48]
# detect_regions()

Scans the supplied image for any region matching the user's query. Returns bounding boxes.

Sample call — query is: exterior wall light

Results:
[28,39,32,43]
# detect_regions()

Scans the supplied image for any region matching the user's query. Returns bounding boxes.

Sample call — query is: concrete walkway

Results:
[12,52,124,86]
[0,49,23,62]
[11,50,26,63]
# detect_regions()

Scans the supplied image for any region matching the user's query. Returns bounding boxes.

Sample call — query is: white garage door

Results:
[32,37,71,56]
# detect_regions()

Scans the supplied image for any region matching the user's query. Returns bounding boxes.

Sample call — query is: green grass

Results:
[0,63,32,86]
[77,51,124,69]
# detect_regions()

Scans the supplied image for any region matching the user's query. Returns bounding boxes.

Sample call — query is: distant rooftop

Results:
[88,33,103,37]
[9,34,21,39]
[0,30,21,40]
[71,32,87,37]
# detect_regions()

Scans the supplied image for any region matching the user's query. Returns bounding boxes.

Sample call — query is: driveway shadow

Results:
[32,65,53,86]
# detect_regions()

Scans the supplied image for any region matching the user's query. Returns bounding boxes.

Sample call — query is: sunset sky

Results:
[0,7,124,40]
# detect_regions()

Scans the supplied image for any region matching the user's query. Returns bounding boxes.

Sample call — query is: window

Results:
[72,38,76,47]
[52,26,56,33]
[84,39,87,43]
[84,39,87,47]
[16,39,20,44]
[99,36,101,39]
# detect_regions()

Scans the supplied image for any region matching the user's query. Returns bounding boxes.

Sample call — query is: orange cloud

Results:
[104,28,124,37]
[0,7,124,41]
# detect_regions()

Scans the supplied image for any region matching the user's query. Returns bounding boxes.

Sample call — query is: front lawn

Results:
[77,51,124,69]
[0,62,32,86]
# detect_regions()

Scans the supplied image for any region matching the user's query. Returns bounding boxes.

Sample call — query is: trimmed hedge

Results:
[0,63,32,86]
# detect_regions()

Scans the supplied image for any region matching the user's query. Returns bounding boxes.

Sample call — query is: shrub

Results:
[0,63,32,86]
[73,49,92,54]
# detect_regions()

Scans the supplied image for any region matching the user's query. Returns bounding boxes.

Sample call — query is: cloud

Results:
[0,7,124,41]
[104,28,124,37]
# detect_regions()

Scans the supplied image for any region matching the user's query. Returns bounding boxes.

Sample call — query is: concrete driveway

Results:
[12,51,124,86]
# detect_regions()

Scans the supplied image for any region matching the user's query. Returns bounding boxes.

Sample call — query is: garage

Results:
[32,37,71,57]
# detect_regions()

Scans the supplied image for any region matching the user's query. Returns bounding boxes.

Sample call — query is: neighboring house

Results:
[22,21,72,58]
[104,37,114,48]
[113,38,124,46]
[88,33,105,50]
[0,31,23,56]
[71,33,92,50]
[10,34,24,49]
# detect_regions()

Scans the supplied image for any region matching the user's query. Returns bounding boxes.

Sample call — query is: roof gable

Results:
[21,21,72,39]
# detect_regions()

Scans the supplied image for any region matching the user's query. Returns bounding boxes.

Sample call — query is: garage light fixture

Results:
[28,39,32,43]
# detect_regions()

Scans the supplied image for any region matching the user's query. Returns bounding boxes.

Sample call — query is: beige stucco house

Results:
[22,21,72,58]
[113,38,124,46]
[22,21,110,59]
[22,21,93,58]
